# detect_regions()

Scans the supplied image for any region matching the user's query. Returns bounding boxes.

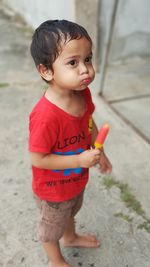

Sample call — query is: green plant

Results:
[103,175,150,233]
[0,82,9,88]
[114,212,133,222]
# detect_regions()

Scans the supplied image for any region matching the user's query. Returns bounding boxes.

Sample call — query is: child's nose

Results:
[79,63,89,74]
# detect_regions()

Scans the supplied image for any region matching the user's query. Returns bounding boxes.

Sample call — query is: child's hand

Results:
[78,149,101,168]
[98,149,112,174]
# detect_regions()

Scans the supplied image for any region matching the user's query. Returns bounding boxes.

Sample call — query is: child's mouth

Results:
[81,78,91,85]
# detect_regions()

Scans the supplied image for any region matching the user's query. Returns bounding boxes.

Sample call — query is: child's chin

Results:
[73,84,88,91]
[79,84,88,90]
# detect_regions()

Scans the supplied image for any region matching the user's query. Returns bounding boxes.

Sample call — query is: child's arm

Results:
[30,148,101,170]
[92,118,112,174]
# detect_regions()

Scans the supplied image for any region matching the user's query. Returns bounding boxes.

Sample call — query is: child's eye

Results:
[68,60,77,66]
[85,56,92,63]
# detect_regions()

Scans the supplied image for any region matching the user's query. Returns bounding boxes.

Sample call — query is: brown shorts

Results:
[34,191,84,242]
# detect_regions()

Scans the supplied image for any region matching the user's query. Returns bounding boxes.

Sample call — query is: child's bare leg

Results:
[61,217,100,248]
[42,241,71,267]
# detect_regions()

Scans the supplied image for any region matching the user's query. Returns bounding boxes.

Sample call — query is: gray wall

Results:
[99,0,150,63]
[2,0,75,27]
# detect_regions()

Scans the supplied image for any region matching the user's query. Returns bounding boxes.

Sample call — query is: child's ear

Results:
[37,64,53,82]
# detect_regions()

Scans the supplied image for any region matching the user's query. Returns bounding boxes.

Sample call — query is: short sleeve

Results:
[82,87,95,114]
[29,117,58,153]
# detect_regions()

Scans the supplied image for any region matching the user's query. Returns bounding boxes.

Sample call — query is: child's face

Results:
[50,37,95,91]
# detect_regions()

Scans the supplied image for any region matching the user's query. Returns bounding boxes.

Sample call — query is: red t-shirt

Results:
[29,88,95,202]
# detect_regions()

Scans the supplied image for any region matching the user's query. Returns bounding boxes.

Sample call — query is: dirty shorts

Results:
[34,191,84,242]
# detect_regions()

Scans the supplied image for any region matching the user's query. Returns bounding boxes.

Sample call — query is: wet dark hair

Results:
[30,19,92,81]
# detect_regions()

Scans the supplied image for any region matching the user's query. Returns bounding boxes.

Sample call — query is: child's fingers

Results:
[100,163,112,174]
[92,148,101,155]
[95,154,101,160]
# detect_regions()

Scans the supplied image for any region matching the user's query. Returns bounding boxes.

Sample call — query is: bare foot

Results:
[61,234,100,248]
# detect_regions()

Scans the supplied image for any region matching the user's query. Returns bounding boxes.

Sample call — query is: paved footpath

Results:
[0,5,150,267]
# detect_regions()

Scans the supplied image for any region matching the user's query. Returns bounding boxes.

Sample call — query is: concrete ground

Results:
[100,60,150,143]
[0,5,150,267]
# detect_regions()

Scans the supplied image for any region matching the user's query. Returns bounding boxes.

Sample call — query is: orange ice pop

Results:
[94,124,110,149]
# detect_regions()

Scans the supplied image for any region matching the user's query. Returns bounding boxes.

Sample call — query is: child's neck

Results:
[45,86,76,102]
[45,86,85,117]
